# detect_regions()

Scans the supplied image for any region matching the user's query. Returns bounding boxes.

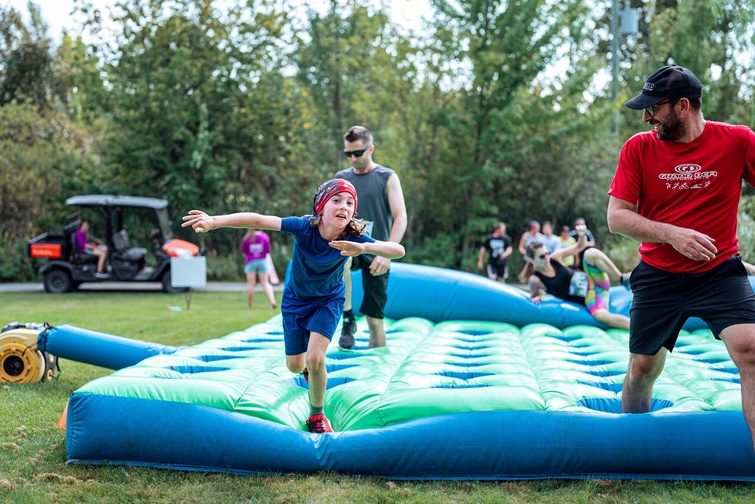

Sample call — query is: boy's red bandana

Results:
[313,178,358,216]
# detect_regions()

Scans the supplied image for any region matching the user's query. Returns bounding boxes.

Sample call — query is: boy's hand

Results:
[182,210,213,233]
[329,240,364,256]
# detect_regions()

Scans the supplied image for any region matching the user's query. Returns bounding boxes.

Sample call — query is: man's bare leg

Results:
[622,349,667,413]
[366,315,386,348]
[720,324,755,451]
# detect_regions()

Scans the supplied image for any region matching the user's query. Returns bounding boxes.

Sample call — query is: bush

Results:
[0,238,39,282]
[602,237,641,273]
[402,234,461,269]
[204,250,244,281]
[738,204,755,264]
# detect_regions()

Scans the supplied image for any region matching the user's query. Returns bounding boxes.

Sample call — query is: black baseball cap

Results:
[624,65,702,110]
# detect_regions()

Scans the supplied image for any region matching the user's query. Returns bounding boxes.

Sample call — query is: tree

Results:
[87,0,301,228]
[295,1,409,169]
[418,0,611,268]
[0,2,66,111]
[617,0,755,135]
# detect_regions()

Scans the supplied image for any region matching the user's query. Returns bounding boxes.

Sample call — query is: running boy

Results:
[182,179,405,433]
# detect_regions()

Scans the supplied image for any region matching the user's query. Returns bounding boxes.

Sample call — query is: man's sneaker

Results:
[306,413,333,433]
[95,272,108,279]
[302,367,309,383]
[620,272,631,290]
[339,319,357,349]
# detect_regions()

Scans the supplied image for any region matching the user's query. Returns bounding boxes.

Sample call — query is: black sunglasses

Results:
[645,99,677,118]
[343,149,368,158]
[537,253,549,259]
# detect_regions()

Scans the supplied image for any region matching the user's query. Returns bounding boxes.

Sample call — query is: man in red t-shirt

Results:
[607,65,755,450]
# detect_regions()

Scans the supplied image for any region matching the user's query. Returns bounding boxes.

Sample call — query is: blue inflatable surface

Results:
[59,264,755,480]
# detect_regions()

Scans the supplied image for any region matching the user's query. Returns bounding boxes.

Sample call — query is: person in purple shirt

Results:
[182,179,405,434]
[75,220,108,278]
[240,229,276,309]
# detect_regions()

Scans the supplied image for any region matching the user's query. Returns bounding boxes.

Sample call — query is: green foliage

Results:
[602,236,642,273]
[0,103,97,242]
[617,0,755,134]
[94,0,305,238]
[0,0,754,281]
[0,238,38,282]
[0,2,65,110]
[203,249,244,281]
[738,194,755,264]
[402,233,461,269]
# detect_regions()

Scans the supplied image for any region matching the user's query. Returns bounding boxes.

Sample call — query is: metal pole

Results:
[611,0,619,134]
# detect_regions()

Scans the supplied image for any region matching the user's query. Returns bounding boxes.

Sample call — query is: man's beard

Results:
[656,109,685,141]
[353,158,369,171]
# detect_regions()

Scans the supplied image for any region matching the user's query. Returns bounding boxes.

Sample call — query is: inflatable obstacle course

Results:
[48,264,755,480]
[61,318,754,479]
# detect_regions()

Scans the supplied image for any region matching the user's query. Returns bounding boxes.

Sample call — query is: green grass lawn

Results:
[1,290,754,503]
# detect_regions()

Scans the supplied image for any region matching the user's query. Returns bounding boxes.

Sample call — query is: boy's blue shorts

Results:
[281,293,343,356]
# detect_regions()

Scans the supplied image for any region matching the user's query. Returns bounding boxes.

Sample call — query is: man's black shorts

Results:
[351,254,389,319]
[629,255,755,355]
[487,261,508,280]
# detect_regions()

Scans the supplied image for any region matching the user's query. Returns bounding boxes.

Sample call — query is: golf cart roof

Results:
[66,195,168,210]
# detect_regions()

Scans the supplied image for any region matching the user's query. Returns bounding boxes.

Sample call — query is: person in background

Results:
[568,217,596,270]
[183,178,405,434]
[75,220,108,278]
[518,220,545,258]
[336,125,408,350]
[477,222,514,283]
[241,229,277,309]
[559,225,577,267]
[522,225,631,329]
[541,221,561,256]
[517,220,546,283]
[607,64,755,450]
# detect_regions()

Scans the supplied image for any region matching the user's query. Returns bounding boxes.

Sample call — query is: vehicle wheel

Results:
[161,270,187,294]
[44,269,73,294]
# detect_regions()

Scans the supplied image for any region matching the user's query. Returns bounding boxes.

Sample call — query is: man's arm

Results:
[606,196,717,261]
[477,245,487,268]
[367,172,407,276]
[385,173,407,244]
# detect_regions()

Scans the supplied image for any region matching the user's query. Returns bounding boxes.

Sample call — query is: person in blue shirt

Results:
[182,179,405,434]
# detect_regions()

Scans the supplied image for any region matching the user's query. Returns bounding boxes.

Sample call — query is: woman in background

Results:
[241,229,277,309]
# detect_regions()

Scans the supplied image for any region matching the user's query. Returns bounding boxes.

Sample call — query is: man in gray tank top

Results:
[335,126,407,348]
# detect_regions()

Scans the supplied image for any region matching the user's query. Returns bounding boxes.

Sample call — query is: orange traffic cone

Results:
[57,400,68,430]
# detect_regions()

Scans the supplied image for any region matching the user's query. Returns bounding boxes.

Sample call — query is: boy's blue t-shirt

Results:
[280,216,375,300]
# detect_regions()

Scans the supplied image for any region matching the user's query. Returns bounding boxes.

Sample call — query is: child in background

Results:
[182,179,405,433]
[240,229,277,309]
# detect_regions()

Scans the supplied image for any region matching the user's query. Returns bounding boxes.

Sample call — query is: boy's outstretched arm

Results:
[330,239,405,260]
[182,210,282,233]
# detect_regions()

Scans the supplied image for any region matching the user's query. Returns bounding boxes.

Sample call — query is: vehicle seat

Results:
[69,230,97,264]
[112,230,147,262]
